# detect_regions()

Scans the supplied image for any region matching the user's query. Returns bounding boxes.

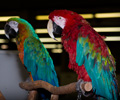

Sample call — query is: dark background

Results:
[0,0,120,99]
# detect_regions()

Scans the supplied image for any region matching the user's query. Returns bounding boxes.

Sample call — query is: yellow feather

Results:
[88,42,94,53]
[79,37,82,43]
[97,52,101,62]
[92,50,96,58]
[104,58,108,66]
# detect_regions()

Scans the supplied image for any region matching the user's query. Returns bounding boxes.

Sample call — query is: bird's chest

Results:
[62,37,91,81]
[16,38,25,64]
[62,38,77,67]
[62,36,77,52]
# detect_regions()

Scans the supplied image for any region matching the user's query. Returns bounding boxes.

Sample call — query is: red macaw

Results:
[47,10,118,100]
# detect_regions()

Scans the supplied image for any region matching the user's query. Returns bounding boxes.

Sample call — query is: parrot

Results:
[4,18,59,100]
[47,10,118,100]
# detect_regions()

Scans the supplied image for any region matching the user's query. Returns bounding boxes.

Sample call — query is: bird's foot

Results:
[76,79,93,100]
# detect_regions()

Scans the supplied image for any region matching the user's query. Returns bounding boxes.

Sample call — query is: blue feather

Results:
[76,38,85,66]
[23,36,59,99]
[76,37,118,100]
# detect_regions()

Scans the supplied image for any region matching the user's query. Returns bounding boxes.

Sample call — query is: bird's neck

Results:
[16,31,29,53]
[16,24,37,52]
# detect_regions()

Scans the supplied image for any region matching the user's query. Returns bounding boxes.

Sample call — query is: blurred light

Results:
[36,15,48,20]
[35,29,48,34]
[35,12,120,20]
[51,49,63,53]
[0,16,20,22]
[40,38,61,42]
[36,12,120,20]
[44,44,62,49]
[104,36,120,41]
[95,12,120,18]
[80,14,94,19]
[94,27,120,32]
[0,30,5,34]
[35,27,120,34]
[10,36,120,42]
[57,44,63,48]
[0,39,8,43]
[11,38,16,42]
[36,14,93,20]
[11,38,61,43]
[1,44,8,49]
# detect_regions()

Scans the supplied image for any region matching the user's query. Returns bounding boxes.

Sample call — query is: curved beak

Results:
[4,23,18,39]
[47,19,62,41]
[47,19,56,40]
[4,23,10,39]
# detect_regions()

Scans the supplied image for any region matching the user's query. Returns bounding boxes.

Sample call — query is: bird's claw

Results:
[76,79,93,100]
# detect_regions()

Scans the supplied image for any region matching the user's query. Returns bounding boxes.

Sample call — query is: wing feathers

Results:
[76,36,118,100]
[24,36,59,87]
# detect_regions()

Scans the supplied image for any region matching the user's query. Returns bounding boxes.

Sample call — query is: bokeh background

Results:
[0,0,120,99]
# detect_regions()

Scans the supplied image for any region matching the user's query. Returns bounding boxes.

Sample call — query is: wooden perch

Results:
[0,81,92,100]
[19,80,92,95]
[27,90,38,100]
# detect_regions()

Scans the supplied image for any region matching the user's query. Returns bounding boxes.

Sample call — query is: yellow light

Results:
[40,38,61,42]
[35,27,120,34]
[44,44,62,49]
[80,14,94,19]
[94,27,120,32]
[35,29,48,34]
[36,12,120,20]
[11,39,16,42]
[1,44,8,49]
[0,39,8,43]
[0,30,5,34]
[51,49,63,53]
[95,12,120,18]
[11,38,61,43]
[35,15,48,20]
[0,16,20,22]
[36,14,93,20]
[104,36,120,41]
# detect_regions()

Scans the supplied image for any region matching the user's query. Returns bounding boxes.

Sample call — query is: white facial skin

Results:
[47,16,66,40]
[8,21,19,32]
[53,16,66,29]
[5,21,19,39]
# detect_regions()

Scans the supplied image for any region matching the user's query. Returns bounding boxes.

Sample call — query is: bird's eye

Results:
[59,17,62,19]
[9,21,18,26]
[14,21,18,25]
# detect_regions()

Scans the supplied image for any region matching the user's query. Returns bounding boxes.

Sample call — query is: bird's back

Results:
[23,36,59,87]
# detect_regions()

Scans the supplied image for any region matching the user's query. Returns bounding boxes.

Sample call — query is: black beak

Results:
[53,22,62,35]
[4,24,18,39]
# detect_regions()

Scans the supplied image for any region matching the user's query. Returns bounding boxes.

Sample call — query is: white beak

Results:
[47,19,57,40]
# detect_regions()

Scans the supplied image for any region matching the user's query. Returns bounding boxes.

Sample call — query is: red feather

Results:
[49,10,108,81]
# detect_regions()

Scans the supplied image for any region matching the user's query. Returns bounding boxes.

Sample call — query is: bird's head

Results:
[4,18,33,39]
[47,10,87,40]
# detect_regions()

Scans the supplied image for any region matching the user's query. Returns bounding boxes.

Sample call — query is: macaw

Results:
[47,10,118,100]
[4,18,59,100]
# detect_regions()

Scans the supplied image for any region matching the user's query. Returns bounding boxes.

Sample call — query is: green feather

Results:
[24,36,59,87]
[76,36,118,100]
